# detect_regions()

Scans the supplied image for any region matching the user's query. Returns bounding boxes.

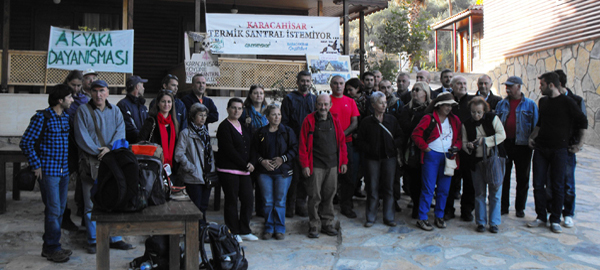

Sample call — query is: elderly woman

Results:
[174,103,215,224]
[216,97,258,242]
[356,92,403,227]
[138,91,179,168]
[462,97,506,233]
[411,92,462,231]
[251,104,297,240]
[399,82,431,218]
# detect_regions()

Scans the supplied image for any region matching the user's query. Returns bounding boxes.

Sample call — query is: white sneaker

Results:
[564,216,574,228]
[551,223,563,233]
[527,219,548,228]
[240,233,259,241]
[234,235,243,243]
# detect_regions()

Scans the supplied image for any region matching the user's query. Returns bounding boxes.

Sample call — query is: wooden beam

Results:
[195,0,201,53]
[359,10,365,76]
[318,0,323,16]
[2,0,10,93]
[452,22,456,72]
[128,0,134,29]
[343,0,349,55]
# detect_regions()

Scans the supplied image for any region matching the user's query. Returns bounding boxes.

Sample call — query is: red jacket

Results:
[411,110,462,168]
[299,112,348,175]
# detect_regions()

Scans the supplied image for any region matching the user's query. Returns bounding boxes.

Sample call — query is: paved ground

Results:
[2,145,600,269]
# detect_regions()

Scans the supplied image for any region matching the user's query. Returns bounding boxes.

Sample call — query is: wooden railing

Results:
[1,50,126,92]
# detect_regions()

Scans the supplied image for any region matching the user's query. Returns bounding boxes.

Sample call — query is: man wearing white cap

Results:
[81,69,98,97]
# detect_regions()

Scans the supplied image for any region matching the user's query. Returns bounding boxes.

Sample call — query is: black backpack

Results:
[92,148,149,212]
[135,153,168,206]
[200,223,248,270]
[129,235,184,270]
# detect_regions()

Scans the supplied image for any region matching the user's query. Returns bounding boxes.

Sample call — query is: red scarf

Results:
[157,113,176,166]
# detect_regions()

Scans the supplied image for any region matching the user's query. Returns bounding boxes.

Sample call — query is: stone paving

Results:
[2,146,600,269]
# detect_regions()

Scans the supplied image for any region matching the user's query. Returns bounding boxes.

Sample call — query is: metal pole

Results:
[343,0,349,55]
[359,11,365,77]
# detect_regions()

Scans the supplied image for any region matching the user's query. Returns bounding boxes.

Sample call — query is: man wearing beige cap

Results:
[496,76,538,219]
[81,69,98,97]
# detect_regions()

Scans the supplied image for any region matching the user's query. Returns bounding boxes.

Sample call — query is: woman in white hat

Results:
[411,92,462,231]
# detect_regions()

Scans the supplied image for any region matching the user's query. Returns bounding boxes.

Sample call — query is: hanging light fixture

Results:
[231,0,238,14]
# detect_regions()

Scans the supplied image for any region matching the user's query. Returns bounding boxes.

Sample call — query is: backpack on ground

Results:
[129,235,184,270]
[200,223,248,270]
[92,148,149,212]
[130,142,170,206]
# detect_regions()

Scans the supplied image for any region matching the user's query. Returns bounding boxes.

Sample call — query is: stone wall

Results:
[484,38,600,146]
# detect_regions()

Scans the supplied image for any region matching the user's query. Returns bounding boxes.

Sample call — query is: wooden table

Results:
[0,145,27,214]
[92,200,203,270]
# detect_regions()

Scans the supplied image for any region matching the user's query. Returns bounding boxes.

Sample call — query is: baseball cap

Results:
[126,75,148,89]
[82,69,98,77]
[502,76,523,86]
[91,80,109,89]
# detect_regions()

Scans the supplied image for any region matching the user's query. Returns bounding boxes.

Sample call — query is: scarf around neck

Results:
[191,122,213,174]
[157,113,176,166]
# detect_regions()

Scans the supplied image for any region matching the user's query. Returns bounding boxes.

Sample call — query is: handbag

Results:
[476,135,505,189]
[436,123,457,176]
[15,166,36,191]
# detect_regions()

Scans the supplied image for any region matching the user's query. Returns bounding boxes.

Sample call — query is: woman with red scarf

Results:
[138,91,180,169]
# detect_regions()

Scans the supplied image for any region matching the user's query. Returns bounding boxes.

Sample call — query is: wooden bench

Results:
[0,145,27,214]
[92,200,203,270]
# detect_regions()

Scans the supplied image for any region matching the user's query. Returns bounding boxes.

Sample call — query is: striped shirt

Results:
[20,107,70,177]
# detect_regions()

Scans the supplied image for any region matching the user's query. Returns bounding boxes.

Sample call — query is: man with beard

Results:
[431,69,454,99]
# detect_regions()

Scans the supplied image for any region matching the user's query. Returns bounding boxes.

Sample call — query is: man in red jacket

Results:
[299,94,348,239]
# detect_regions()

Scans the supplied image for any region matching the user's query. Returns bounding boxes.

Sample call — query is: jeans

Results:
[446,151,474,217]
[219,172,253,235]
[81,175,122,244]
[418,151,452,220]
[563,153,576,217]
[186,183,212,225]
[258,174,292,233]
[286,158,308,214]
[306,167,337,229]
[501,139,533,212]
[532,147,568,224]
[339,142,358,211]
[472,167,502,226]
[546,152,577,218]
[39,174,69,253]
[364,158,396,223]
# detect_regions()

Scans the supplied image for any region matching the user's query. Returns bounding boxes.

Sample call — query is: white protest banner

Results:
[47,26,134,73]
[184,32,220,84]
[206,13,341,56]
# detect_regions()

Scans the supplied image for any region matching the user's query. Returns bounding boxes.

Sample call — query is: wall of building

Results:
[484,38,600,146]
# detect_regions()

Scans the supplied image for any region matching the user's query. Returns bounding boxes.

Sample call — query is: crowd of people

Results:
[19,67,588,263]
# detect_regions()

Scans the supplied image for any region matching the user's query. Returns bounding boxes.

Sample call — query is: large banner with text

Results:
[47,26,134,73]
[206,13,341,56]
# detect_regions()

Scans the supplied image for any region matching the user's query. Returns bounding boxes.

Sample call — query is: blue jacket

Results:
[149,97,188,131]
[116,94,148,144]
[496,94,539,145]
[281,91,316,139]
[181,93,219,126]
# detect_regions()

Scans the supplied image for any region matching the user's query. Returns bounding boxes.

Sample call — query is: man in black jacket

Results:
[117,75,148,144]
[431,69,454,99]
[181,74,219,128]
[445,75,475,222]
[282,71,317,217]
[476,75,502,112]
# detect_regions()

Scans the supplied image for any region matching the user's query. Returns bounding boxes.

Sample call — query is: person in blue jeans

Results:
[461,97,506,233]
[411,92,462,231]
[252,104,298,240]
[20,84,74,263]
[527,72,587,234]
